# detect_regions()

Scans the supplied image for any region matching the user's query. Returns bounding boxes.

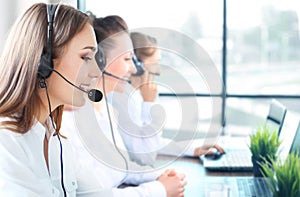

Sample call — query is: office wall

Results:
[0,0,77,53]
[0,0,17,53]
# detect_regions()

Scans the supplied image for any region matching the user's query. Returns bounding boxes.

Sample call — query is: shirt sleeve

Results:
[140,101,155,125]
[111,181,166,197]
[72,139,167,197]
[157,138,197,157]
[110,90,163,166]
[74,160,113,196]
[67,138,113,197]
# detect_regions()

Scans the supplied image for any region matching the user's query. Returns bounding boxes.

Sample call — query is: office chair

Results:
[265,99,287,136]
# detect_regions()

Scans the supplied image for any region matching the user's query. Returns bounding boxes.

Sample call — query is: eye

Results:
[82,56,92,62]
[125,57,132,61]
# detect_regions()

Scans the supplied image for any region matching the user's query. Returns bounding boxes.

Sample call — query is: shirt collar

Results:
[31,118,56,141]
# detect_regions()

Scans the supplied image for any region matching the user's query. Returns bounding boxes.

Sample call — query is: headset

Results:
[37,6,107,81]
[37,4,68,197]
[131,53,146,76]
[37,4,104,102]
[37,4,57,82]
[131,53,160,77]
[36,4,104,196]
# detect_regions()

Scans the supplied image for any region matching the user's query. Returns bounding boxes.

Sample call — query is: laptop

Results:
[194,176,273,197]
[289,120,300,153]
[200,100,287,172]
[197,116,300,197]
[277,112,300,162]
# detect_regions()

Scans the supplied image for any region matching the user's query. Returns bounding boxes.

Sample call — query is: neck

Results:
[37,88,59,125]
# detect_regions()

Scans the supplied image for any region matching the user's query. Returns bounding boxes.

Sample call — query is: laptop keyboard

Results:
[222,150,252,167]
[237,178,273,197]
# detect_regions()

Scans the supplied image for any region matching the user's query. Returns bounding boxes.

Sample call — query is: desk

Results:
[156,155,253,197]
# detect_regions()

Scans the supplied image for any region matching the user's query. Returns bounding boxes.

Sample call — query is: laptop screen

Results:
[289,120,300,153]
[277,112,299,162]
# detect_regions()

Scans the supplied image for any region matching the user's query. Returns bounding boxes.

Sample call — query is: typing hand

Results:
[193,144,225,157]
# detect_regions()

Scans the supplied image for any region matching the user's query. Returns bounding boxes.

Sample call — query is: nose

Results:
[89,58,101,79]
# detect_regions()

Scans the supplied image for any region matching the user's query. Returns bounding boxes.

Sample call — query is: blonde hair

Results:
[0,3,89,134]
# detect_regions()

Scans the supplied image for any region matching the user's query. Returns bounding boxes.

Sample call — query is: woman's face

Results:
[48,23,100,107]
[143,49,161,79]
[130,49,161,87]
[101,33,135,93]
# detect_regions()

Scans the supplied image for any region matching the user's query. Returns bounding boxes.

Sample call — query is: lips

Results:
[79,84,90,92]
[123,75,130,80]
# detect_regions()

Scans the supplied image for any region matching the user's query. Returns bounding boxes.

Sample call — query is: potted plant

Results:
[249,125,281,177]
[260,151,300,197]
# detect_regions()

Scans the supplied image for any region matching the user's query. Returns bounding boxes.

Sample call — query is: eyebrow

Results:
[82,46,97,51]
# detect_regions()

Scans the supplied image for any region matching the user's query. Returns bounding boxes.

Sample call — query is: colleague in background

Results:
[61,14,186,197]
[108,32,225,166]
[0,3,112,196]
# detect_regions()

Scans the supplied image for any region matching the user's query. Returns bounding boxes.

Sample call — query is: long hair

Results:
[0,3,89,134]
[130,32,158,61]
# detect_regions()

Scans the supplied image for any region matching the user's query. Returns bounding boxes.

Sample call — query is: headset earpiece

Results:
[38,78,47,89]
[37,4,59,81]
[38,52,53,79]
[131,53,145,76]
[95,45,106,71]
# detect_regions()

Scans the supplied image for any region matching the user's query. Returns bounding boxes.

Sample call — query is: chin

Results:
[115,84,126,93]
[72,97,86,107]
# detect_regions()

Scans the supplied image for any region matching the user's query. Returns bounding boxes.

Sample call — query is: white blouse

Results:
[107,85,197,166]
[61,103,166,197]
[0,118,111,196]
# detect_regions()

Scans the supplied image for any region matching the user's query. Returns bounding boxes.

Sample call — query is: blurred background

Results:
[1,0,300,138]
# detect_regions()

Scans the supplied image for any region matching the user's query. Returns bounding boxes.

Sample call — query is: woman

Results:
[62,14,186,197]
[110,32,225,166]
[0,3,109,196]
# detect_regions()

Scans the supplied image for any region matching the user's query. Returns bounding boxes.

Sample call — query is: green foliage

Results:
[249,124,282,161]
[261,151,300,197]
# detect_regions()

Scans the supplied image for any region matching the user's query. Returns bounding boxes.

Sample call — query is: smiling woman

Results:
[0,3,110,196]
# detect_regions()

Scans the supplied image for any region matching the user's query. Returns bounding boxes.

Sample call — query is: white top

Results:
[0,118,111,197]
[61,103,166,197]
[107,85,197,166]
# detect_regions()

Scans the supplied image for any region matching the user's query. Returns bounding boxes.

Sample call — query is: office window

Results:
[85,0,300,135]
[86,0,223,95]
[227,0,300,95]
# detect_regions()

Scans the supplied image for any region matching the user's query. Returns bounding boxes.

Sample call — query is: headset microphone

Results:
[87,89,103,102]
[52,70,103,102]
[103,70,131,84]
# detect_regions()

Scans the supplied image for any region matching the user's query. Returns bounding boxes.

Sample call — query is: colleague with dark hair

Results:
[61,14,186,197]
[0,3,112,196]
